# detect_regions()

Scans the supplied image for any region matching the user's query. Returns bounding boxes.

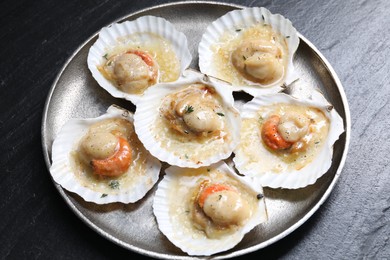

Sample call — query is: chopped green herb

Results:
[185,154,189,159]
[218,195,222,200]
[235,29,242,32]
[109,180,120,189]
[217,112,225,117]
[259,116,264,123]
[101,193,108,198]
[243,55,247,60]
[103,53,108,60]
[286,35,290,38]
[262,14,265,20]
[184,105,194,114]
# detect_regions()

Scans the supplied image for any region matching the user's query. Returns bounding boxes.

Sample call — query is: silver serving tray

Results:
[41,1,351,259]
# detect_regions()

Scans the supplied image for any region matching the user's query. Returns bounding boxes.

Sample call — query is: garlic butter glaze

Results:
[199,7,299,96]
[88,15,192,105]
[153,161,268,256]
[233,92,344,189]
[134,69,241,168]
[50,105,161,204]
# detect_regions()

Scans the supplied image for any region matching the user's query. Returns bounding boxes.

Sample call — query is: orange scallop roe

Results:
[197,182,233,208]
[126,50,155,67]
[91,137,132,177]
[261,115,293,150]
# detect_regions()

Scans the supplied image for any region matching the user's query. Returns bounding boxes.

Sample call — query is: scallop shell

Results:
[87,15,192,105]
[49,105,161,204]
[232,92,344,189]
[153,161,268,256]
[133,69,241,168]
[198,7,300,96]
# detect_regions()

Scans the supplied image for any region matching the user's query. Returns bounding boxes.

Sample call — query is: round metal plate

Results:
[42,1,350,259]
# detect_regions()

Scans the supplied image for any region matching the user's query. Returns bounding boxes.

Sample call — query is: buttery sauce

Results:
[153,84,233,163]
[70,118,152,195]
[211,23,289,87]
[98,32,181,94]
[238,103,329,173]
[165,167,259,239]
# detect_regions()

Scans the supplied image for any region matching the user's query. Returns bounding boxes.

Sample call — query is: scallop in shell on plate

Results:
[87,15,192,105]
[153,161,268,256]
[232,92,344,189]
[49,105,161,204]
[134,69,241,168]
[198,7,299,96]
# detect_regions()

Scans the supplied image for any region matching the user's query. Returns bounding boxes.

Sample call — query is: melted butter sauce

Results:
[166,168,258,239]
[98,32,180,87]
[70,118,151,195]
[153,84,233,163]
[211,23,288,87]
[240,104,329,173]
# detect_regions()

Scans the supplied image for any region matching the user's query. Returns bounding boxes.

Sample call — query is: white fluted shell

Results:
[87,15,192,105]
[233,92,344,189]
[50,105,161,204]
[133,69,241,168]
[153,161,268,256]
[198,7,299,96]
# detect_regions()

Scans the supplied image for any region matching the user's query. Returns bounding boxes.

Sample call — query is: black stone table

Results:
[1,0,389,259]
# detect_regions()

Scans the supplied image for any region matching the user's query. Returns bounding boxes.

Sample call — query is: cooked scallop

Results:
[50,105,161,204]
[231,39,284,85]
[153,161,268,256]
[88,15,192,104]
[134,69,241,168]
[102,51,158,94]
[233,92,345,189]
[198,7,299,96]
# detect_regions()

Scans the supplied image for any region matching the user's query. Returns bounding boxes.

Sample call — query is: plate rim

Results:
[41,1,351,259]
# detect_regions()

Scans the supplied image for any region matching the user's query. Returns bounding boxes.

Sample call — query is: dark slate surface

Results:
[1,0,389,259]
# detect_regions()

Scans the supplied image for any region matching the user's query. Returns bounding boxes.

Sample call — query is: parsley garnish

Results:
[101,194,108,198]
[103,53,108,60]
[184,105,194,114]
[109,180,120,189]
[217,112,225,117]
[286,35,290,38]
[235,29,242,32]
